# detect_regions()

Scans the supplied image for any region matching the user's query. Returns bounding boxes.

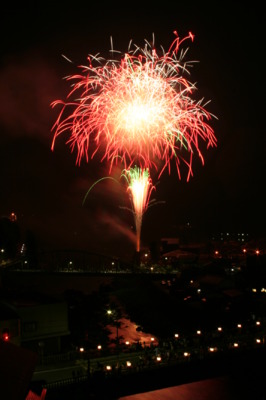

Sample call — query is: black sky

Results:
[0,2,265,261]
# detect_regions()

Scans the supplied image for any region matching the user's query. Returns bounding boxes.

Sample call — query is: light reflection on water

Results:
[107,317,158,347]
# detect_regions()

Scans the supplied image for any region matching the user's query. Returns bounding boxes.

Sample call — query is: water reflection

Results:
[107,317,158,348]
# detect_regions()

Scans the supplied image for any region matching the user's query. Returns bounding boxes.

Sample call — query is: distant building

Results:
[160,237,180,254]
[18,300,70,356]
[211,231,250,243]
[0,294,70,358]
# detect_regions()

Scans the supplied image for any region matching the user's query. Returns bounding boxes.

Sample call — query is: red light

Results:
[2,331,10,341]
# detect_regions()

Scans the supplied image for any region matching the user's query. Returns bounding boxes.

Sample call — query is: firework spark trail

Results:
[51,31,217,181]
[121,166,155,252]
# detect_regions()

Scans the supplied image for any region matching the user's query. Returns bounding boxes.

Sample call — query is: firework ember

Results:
[121,166,155,252]
[51,31,216,180]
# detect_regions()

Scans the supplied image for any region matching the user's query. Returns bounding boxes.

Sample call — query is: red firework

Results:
[51,31,217,181]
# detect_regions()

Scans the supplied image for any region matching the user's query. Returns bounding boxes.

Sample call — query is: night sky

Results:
[0,2,265,261]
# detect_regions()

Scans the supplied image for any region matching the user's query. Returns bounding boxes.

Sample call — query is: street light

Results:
[79,346,90,378]
[106,309,120,356]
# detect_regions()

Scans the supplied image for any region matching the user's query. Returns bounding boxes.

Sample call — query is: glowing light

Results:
[51,31,217,180]
[122,166,155,251]
[3,332,9,341]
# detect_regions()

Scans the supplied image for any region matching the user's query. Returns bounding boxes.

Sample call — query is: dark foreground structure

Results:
[30,347,266,400]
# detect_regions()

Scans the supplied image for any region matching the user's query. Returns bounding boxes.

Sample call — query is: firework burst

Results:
[51,31,216,180]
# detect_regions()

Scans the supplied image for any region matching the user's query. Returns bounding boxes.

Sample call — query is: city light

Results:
[208,347,217,352]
